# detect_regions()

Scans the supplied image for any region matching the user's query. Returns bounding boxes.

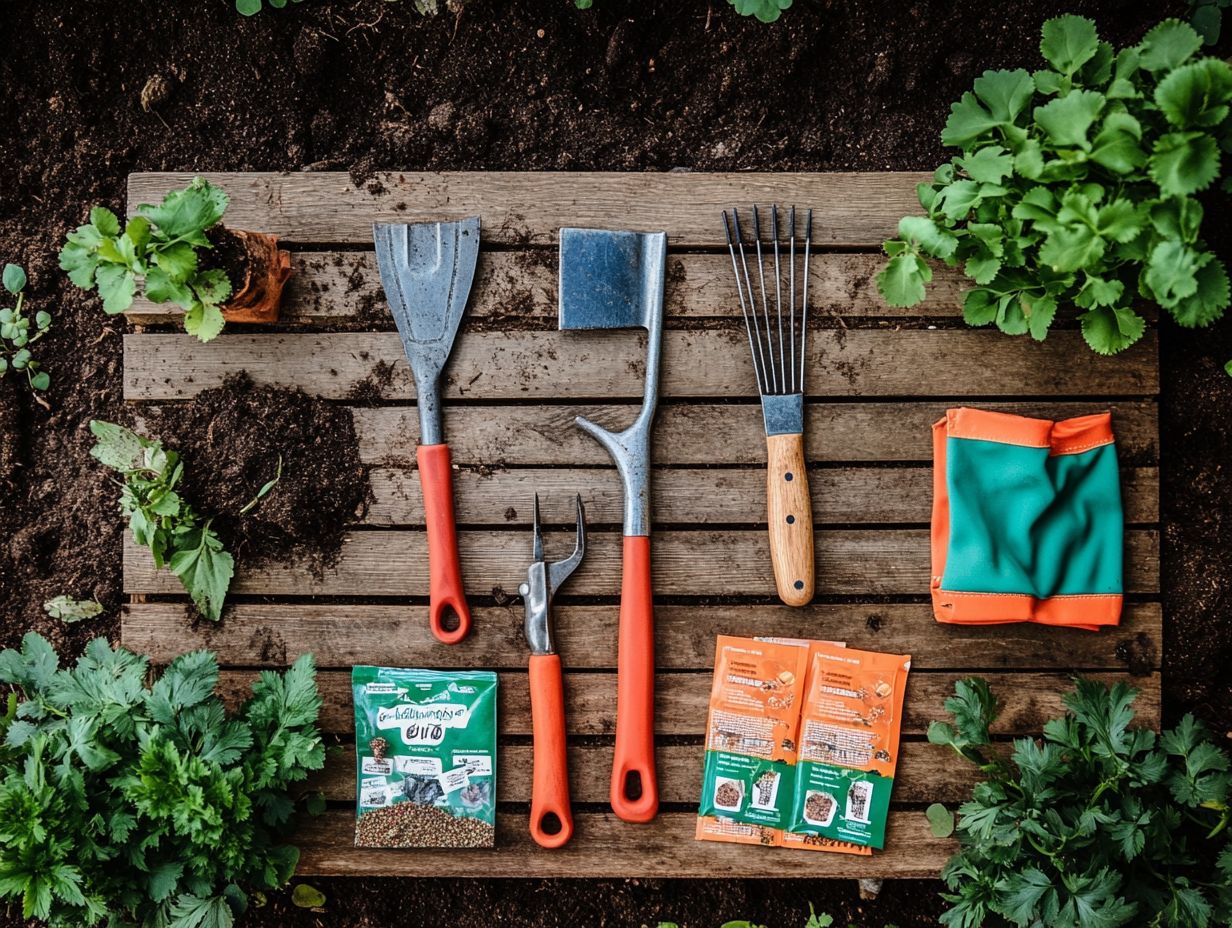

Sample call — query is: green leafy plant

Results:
[926,801,956,838]
[1,263,51,394]
[90,420,234,622]
[727,0,791,22]
[929,676,1232,928]
[877,17,1232,360]
[236,0,302,13]
[60,177,233,343]
[1191,0,1232,44]
[0,632,324,927]
[42,596,104,623]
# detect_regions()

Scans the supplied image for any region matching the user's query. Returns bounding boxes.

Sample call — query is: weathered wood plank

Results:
[123,602,1162,672]
[220,670,1161,736]
[126,172,932,248]
[124,330,1160,401]
[124,528,1160,597]
[362,465,1159,526]
[305,741,987,805]
[294,809,954,878]
[127,251,973,325]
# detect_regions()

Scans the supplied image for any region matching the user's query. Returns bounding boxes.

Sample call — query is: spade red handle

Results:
[417,443,471,644]
[610,534,659,822]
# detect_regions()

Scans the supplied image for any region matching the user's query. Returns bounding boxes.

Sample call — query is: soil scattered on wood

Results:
[151,373,369,577]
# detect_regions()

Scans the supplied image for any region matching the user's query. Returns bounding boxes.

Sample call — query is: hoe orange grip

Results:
[610,535,659,822]
[529,653,573,848]
[417,443,471,645]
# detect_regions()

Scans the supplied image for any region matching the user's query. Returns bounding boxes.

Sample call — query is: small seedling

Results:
[239,454,283,514]
[42,596,104,623]
[60,177,233,342]
[1,263,51,396]
[727,0,791,22]
[804,905,835,928]
[290,884,326,909]
[925,802,955,838]
[236,0,303,13]
[89,420,234,621]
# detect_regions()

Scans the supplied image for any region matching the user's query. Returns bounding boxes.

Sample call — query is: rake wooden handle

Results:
[766,432,814,607]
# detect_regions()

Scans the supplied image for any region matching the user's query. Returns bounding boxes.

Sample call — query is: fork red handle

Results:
[417,443,471,644]
[610,535,659,822]
[529,653,574,848]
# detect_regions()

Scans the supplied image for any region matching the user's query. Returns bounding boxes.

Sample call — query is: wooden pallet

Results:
[120,172,1162,879]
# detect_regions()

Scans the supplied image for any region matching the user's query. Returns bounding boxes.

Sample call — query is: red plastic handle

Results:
[417,443,471,645]
[529,653,574,848]
[610,535,659,822]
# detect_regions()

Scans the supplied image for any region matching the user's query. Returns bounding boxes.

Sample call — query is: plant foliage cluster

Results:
[90,421,235,622]
[877,17,1232,359]
[60,177,234,343]
[930,677,1232,928]
[1,263,51,393]
[0,632,325,928]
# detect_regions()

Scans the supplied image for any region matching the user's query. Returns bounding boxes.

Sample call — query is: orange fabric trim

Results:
[944,407,1114,456]
[931,416,951,599]
[931,584,1123,632]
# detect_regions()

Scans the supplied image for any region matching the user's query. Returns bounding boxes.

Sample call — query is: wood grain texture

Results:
[218,670,1160,736]
[765,433,814,605]
[127,250,975,325]
[126,171,932,248]
[362,465,1160,526]
[123,528,1160,597]
[306,741,989,805]
[121,602,1163,671]
[123,329,1160,401]
[294,809,954,877]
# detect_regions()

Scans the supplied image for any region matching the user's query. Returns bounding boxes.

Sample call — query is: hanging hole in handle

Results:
[621,770,644,801]
[437,606,461,634]
[538,812,563,836]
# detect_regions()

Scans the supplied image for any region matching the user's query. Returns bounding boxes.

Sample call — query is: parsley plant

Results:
[877,17,1232,360]
[0,633,324,927]
[930,677,1232,927]
[90,421,235,622]
[60,177,233,343]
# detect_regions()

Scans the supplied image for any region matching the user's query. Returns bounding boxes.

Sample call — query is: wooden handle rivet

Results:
[784,472,794,481]
[786,514,795,524]
[794,580,804,590]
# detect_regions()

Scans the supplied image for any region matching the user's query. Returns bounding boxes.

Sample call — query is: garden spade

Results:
[559,227,665,823]
[374,218,479,645]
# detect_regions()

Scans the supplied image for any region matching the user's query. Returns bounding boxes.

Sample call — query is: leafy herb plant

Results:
[60,177,233,343]
[727,0,791,23]
[930,677,1232,928]
[1,263,51,393]
[90,421,235,622]
[877,17,1232,359]
[0,632,324,927]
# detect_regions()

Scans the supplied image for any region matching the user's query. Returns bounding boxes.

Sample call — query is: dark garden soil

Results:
[0,0,1225,926]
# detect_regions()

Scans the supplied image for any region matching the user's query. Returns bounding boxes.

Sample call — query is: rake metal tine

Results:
[751,206,777,394]
[724,210,766,395]
[772,205,785,397]
[531,493,543,563]
[788,206,797,393]
[799,208,813,391]
[731,209,770,396]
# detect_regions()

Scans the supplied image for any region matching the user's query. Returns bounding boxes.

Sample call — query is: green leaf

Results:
[291,884,326,909]
[29,371,50,391]
[941,69,1035,147]
[1156,59,1232,129]
[1138,19,1202,72]
[1090,112,1147,174]
[1023,293,1058,340]
[1096,199,1144,243]
[90,206,121,237]
[2,263,26,295]
[1145,239,1201,307]
[962,288,999,326]
[89,420,146,472]
[183,302,227,343]
[1040,15,1100,76]
[996,867,1053,925]
[1034,90,1105,148]
[926,803,956,838]
[43,596,104,623]
[1193,4,1222,45]
[154,241,199,282]
[193,269,233,306]
[138,177,229,245]
[144,268,194,307]
[965,255,1001,285]
[168,524,234,622]
[803,905,834,928]
[1080,305,1146,354]
[876,252,931,307]
[898,215,959,258]
[168,894,235,928]
[148,861,184,903]
[959,146,1014,184]
[94,265,137,314]
[1040,223,1105,273]
[1170,255,1230,327]
[236,0,263,12]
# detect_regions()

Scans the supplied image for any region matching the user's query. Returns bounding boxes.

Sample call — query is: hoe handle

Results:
[529,653,574,848]
[766,432,814,607]
[610,535,659,822]
[417,443,472,644]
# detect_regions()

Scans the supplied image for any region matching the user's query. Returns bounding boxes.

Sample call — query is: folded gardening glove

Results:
[930,407,1123,631]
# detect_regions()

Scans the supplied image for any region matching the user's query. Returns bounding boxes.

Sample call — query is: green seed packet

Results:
[352,666,498,848]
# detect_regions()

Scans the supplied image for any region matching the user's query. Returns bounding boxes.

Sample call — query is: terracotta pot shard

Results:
[220,229,293,324]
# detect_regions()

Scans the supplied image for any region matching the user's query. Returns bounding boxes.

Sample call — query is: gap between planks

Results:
[217,670,1161,736]
[122,602,1162,672]
[126,171,933,248]
[294,810,954,878]
[122,528,1161,597]
[123,329,1161,402]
